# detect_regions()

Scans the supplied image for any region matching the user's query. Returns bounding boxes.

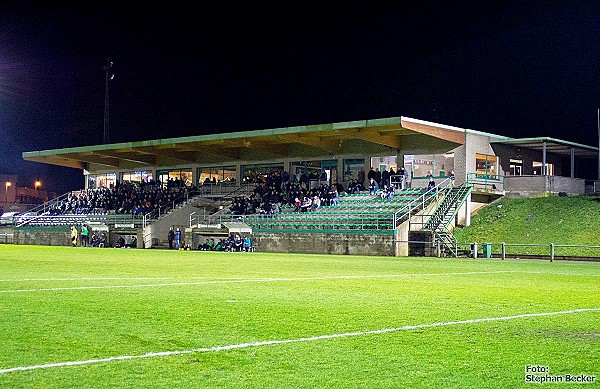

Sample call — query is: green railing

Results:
[466,172,504,191]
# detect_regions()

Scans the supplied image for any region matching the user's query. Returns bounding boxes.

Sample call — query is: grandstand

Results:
[245,187,431,233]
[10,116,599,255]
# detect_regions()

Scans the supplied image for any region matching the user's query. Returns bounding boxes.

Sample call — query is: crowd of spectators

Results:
[229,170,345,216]
[197,234,252,252]
[45,179,198,216]
[227,165,415,217]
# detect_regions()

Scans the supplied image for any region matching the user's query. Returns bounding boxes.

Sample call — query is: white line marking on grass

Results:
[0,271,518,293]
[0,307,597,375]
[0,277,170,282]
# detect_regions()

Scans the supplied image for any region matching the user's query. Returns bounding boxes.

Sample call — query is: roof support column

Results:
[570,147,575,179]
[542,141,547,176]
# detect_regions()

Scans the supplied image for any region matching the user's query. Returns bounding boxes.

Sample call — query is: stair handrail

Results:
[392,177,452,229]
[424,183,472,231]
[14,191,76,227]
[424,183,473,257]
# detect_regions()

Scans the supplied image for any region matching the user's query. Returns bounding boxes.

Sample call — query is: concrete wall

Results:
[143,198,212,248]
[504,175,585,196]
[14,226,71,246]
[465,132,505,177]
[253,232,397,256]
[0,226,14,244]
[453,144,467,186]
[12,226,144,248]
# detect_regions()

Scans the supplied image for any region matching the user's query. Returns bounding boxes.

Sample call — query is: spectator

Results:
[427,174,436,191]
[116,236,126,248]
[81,224,89,247]
[125,235,137,248]
[311,195,320,212]
[70,225,78,247]
[358,169,365,187]
[168,227,175,249]
[175,227,182,250]
[367,167,375,183]
[381,168,390,188]
[331,188,339,206]
[243,235,252,252]
[234,234,243,252]
[381,185,394,200]
[369,178,379,195]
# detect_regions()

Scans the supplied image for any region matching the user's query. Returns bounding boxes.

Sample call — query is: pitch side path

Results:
[0,246,598,388]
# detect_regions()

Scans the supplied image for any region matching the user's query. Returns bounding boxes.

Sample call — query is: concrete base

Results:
[14,226,72,246]
[253,232,397,256]
[408,231,436,256]
[13,225,141,248]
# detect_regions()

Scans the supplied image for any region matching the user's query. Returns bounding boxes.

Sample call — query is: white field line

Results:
[0,277,171,282]
[0,307,597,375]
[0,271,520,293]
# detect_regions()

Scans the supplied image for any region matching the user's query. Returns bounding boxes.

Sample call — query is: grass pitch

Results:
[0,245,598,388]
[454,195,600,256]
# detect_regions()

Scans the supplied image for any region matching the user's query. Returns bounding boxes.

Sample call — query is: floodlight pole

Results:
[103,58,113,144]
[597,108,600,181]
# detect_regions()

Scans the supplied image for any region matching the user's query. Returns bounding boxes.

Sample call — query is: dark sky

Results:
[1,2,599,194]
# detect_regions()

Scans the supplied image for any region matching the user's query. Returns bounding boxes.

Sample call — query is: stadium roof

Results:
[22,117,484,171]
[23,116,596,171]
[491,137,599,158]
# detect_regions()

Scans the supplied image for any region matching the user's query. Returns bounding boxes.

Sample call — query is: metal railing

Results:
[392,177,453,229]
[389,174,408,189]
[15,213,148,228]
[466,172,505,191]
[0,233,13,244]
[457,241,600,261]
[197,183,257,198]
[244,211,393,231]
[17,191,73,216]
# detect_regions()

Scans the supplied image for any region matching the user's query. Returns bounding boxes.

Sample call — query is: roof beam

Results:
[239,139,289,157]
[153,148,201,164]
[400,119,465,144]
[345,128,402,149]
[63,152,121,168]
[277,134,342,154]
[91,150,156,165]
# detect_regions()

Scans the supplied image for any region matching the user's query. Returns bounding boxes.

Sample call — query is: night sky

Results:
[1,2,599,194]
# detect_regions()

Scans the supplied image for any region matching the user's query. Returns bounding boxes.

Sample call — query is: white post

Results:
[465,192,472,227]
[570,148,575,179]
[542,141,547,176]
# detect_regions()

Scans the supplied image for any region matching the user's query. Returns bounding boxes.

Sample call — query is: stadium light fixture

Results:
[5,181,11,203]
[34,180,42,205]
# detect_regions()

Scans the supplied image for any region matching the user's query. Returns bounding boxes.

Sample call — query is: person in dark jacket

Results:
[175,228,182,250]
[168,227,175,249]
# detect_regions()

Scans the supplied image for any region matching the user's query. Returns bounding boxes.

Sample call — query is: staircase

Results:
[143,184,257,248]
[423,183,473,256]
